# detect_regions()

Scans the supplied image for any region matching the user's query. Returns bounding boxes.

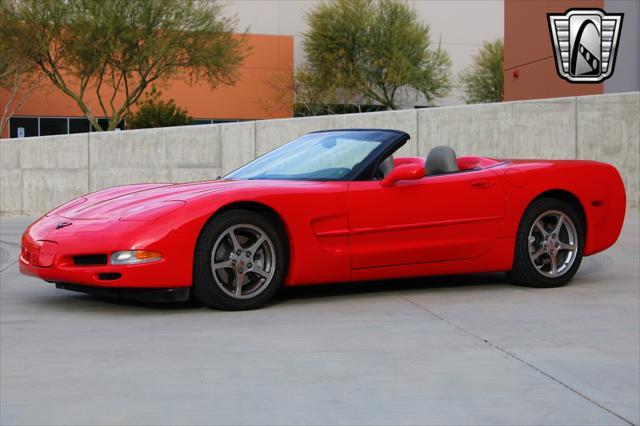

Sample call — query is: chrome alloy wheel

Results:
[211,224,276,299]
[528,210,579,278]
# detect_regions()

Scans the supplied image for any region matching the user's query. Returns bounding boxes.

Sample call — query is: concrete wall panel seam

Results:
[574,96,579,159]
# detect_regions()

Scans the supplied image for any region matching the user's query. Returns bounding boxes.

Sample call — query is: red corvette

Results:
[20,129,626,310]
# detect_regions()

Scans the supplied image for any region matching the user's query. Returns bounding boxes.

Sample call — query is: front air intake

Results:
[73,254,108,266]
[98,272,122,281]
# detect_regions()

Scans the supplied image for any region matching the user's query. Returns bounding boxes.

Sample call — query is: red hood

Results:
[51,180,250,220]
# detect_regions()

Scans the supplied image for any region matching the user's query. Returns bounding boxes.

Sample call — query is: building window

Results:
[211,119,243,124]
[193,118,244,125]
[8,116,124,138]
[95,118,124,131]
[7,116,242,139]
[69,118,91,134]
[39,118,69,136]
[192,119,214,126]
[9,117,38,138]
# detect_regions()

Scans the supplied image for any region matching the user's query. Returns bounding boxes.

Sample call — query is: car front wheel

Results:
[193,209,287,310]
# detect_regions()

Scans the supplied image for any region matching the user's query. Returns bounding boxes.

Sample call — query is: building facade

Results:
[1,1,506,139]
[4,0,636,139]
[504,0,639,101]
[1,33,293,139]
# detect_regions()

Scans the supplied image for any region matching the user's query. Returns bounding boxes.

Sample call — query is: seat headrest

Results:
[425,146,458,176]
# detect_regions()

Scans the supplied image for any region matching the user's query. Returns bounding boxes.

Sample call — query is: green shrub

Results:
[459,39,503,104]
[126,88,193,129]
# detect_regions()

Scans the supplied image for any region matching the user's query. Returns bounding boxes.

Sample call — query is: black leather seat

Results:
[425,146,458,176]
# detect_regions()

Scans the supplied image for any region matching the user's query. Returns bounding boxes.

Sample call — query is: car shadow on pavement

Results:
[273,272,511,305]
[28,292,200,312]
[25,272,511,313]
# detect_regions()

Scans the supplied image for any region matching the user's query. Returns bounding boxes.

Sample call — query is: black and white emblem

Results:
[548,9,623,83]
[56,222,72,230]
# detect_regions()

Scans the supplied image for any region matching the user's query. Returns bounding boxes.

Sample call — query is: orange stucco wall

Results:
[0,33,293,138]
[504,0,604,101]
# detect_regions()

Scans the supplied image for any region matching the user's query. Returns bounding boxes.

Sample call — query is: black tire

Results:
[508,197,584,288]
[193,209,288,310]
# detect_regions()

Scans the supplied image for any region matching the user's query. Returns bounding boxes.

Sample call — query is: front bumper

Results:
[19,255,187,289]
[20,215,195,290]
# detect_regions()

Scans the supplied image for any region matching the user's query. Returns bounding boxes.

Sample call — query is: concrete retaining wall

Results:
[1,92,638,216]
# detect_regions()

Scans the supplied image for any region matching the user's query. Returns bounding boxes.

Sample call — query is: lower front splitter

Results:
[55,283,191,303]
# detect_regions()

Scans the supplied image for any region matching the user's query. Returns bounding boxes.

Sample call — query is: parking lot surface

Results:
[1,213,638,426]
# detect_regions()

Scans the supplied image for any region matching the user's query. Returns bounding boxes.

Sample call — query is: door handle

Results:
[471,179,490,189]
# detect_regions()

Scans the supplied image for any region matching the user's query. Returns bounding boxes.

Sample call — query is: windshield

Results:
[225,130,390,181]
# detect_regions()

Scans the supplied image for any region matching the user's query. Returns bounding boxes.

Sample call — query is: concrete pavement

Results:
[1,212,638,426]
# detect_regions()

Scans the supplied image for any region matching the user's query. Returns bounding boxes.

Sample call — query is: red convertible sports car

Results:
[20,129,626,310]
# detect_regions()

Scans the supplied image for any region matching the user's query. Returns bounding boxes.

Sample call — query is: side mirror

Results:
[380,163,425,187]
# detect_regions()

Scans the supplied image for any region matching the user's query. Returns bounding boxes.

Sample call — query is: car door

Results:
[347,169,504,269]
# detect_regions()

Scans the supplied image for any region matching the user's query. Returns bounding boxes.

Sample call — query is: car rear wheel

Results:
[508,198,584,288]
[193,209,287,310]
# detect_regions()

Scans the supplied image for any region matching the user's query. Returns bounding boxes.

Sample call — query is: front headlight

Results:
[110,250,163,265]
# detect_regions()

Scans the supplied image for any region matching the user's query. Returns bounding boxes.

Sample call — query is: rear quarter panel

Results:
[499,160,626,256]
